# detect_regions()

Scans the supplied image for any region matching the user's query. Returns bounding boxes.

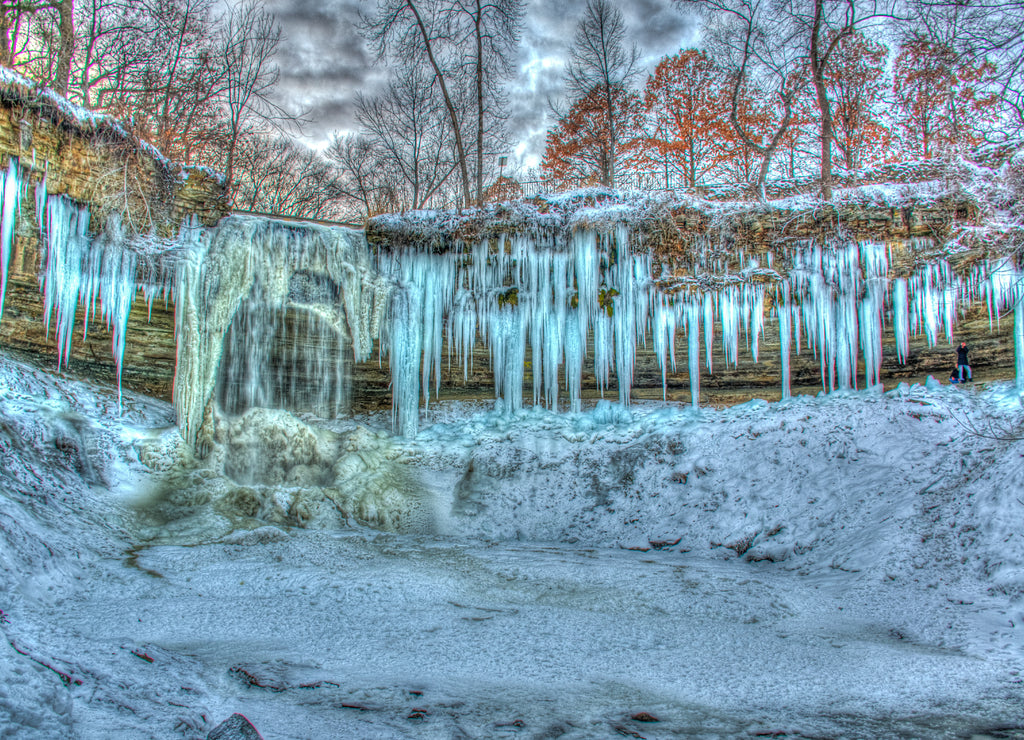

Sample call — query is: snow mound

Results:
[408,386,1024,591]
[132,407,431,538]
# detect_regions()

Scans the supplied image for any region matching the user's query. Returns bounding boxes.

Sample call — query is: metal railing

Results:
[514,172,725,197]
[231,208,363,229]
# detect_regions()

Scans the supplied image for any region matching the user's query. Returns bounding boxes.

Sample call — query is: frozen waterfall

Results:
[171,215,390,448]
[0,158,22,326]
[377,232,1024,435]
[1,181,1023,445]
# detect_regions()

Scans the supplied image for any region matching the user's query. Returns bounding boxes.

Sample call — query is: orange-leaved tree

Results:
[542,84,644,188]
[893,38,997,158]
[485,176,524,203]
[827,32,893,172]
[640,49,733,188]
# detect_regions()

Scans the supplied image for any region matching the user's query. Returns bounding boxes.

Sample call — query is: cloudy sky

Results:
[264,0,697,168]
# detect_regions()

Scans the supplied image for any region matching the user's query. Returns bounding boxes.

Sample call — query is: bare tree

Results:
[362,0,524,207]
[0,0,75,92]
[216,0,284,194]
[150,0,218,152]
[906,0,1024,139]
[327,133,403,220]
[681,0,807,200]
[78,0,225,164]
[789,0,900,198]
[355,65,457,210]
[232,131,337,219]
[563,0,641,188]
[445,0,524,204]
[74,0,140,108]
[363,0,475,207]
[826,31,890,172]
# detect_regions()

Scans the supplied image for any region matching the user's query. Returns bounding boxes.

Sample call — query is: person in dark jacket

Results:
[956,341,971,382]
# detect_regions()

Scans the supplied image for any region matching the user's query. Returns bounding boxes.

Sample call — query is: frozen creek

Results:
[1,355,1023,739]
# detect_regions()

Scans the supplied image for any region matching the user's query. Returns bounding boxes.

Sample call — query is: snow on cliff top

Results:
[366,175,974,254]
[0,65,225,185]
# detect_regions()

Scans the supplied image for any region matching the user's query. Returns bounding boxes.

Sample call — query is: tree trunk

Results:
[474,0,484,205]
[809,0,834,201]
[0,9,13,66]
[225,121,239,198]
[688,139,696,188]
[603,83,617,188]
[405,0,472,208]
[54,0,75,96]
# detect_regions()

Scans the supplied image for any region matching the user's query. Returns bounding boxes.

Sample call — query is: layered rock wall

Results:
[0,72,227,400]
[0,71,1017,416]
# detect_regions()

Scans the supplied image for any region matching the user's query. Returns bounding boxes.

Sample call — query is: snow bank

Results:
[401,386,1024,590]
[1,352,1023,738]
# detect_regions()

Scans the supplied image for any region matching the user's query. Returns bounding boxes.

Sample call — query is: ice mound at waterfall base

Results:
[1,353,1023,739]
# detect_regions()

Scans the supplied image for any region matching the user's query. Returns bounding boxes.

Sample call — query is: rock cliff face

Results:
[348,306,1015,411]
[0,71,226,400]
[0,74,1018,418]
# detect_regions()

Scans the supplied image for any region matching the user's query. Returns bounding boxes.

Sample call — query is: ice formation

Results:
[376,231,1024,435]
[34,189,188,407]
[2,174,1024,443]
[0,158,23,324]
[171,216,390,447]
[378,226,668,436]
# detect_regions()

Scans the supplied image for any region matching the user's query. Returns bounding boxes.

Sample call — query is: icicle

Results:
[610,247,639,406]
[1016,281,1024,391]
[779,283,791,400]
[750,285,764,363]
[652,294,679,401]
[34,174,47,236]
[0,158,22,325]
[686,298,700,409]
[491,305,526,412]
[391,280,424,436]
[702,291,714,372]
[99,233,138,405]
[720,287,739,367]
[893,278,909,365]
[564,307,583,412]
[40,195,91,370]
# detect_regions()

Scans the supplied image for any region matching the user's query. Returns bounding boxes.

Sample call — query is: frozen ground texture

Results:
[1,354,1023,739]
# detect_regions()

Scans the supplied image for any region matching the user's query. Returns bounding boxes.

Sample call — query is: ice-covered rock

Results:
[207,713,263,740]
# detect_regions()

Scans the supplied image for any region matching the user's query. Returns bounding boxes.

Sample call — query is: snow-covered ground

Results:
[1,354,1023,739]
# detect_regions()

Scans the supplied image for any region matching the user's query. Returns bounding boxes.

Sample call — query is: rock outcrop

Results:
[0,68,1018,419]
[0,69,226,400]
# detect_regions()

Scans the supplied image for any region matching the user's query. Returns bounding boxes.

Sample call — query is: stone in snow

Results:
[207,713,263,740]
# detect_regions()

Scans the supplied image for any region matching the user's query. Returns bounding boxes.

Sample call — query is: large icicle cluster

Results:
[0,167,179,406]
[379,230,1024,437]
[172,216,391,448]
[34,185,185,406]
[379,227,663,436]
[0,158,23,325]
[377,226,782,436]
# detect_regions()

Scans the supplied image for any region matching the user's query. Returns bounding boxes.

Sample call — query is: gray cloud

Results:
[264,0,379,136]
[267,0,698,158]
